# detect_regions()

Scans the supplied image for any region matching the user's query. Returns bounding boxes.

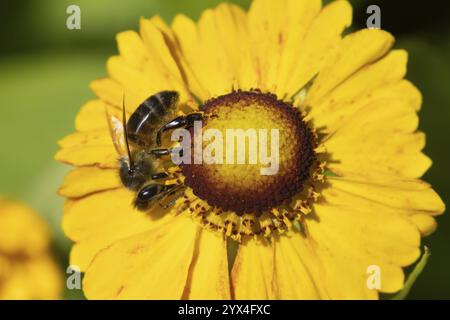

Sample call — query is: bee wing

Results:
[105,106,128,157]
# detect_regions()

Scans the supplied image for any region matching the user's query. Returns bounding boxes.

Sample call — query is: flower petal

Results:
[55,145,117,168]
[313,50,428,179]
[63,189,174,270]
[247,0,289,91]
[116,30,148,69]
[58,167,121,198]
[75,100,109,132]
[206,3,255,91]
[172,3,250,99]
[308,50,411,130]
[304,185,422,296]
[106,55,157,109]
[89,77,151,115]
[111,29,191,106]
[183,230,231,299]
[263,0,321,93]
[329,175,445,258]
[324,97,430,179]
[279,0,352,97]
[57,130,111,148]
[329,176,445,217]
[172,14,230,98]
[83,215,199,299]
[317,185,423,265]
[170,15,209,100]
[328,175,444,239]
[55,130,117,168]
[90,78,124,108]
[231,239,276,299]
[139,18,191,101]
[310,48,425,181]
[273,233,321,299]
[410,214,438,237]
[306,28,395,106]
[145,15,206,100]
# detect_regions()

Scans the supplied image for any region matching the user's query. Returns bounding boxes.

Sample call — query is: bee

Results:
[107,91,202,211]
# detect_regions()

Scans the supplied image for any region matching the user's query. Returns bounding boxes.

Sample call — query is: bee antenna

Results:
[122,94,135,171]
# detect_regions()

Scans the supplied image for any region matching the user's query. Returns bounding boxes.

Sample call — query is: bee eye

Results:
[138,185,159,201]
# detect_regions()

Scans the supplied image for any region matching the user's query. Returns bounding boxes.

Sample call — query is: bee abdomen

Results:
[127,91,179,146]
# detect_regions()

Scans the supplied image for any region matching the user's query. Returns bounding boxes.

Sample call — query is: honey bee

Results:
[107,91,202,211]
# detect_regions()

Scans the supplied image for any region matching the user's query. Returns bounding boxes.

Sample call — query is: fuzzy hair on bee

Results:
[119,151,159,191]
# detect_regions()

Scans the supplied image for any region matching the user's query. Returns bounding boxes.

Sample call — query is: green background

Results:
[0,0,448,299]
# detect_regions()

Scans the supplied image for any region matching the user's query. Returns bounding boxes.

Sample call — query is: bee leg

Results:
[150,148,183,158]
[151,172,169,180]
[158,185,186,209]
[156,113,203,146]
[150,148,170,156]
[160,198,178,210]
[134,184,178,211]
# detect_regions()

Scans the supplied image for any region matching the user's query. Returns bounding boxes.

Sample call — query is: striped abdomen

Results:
[127,91,179,148]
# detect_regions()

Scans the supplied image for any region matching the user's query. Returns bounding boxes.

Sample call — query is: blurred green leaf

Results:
[0,51,108,300]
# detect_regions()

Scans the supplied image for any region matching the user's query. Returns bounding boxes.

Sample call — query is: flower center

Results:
[181,91,315,217]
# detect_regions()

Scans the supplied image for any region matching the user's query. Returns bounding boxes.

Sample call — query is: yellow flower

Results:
[0,198,62,299]
[56,0,445,299]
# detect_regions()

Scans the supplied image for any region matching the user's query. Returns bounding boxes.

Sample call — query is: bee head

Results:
[119,152,151,191]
